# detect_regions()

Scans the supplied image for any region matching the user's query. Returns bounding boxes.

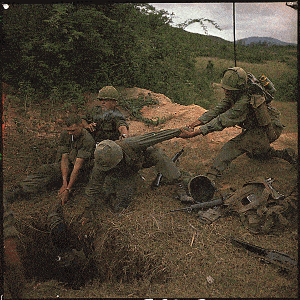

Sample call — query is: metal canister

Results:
[259,75,276,94]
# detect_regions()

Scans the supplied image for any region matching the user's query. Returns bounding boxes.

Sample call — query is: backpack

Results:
[223,177,290,234]
[247,73,276,103]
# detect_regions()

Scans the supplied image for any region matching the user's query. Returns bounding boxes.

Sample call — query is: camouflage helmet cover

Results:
[94,140,123,171]
[97,86,120,101]
[219,67,248,90]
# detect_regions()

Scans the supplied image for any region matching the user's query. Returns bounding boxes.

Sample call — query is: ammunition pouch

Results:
[250,96,277,142]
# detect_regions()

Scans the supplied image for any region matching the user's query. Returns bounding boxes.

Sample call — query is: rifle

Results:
[93,110,126,127]
[170,198,223,213]
[231,237,297,272]
[152,148,184,188]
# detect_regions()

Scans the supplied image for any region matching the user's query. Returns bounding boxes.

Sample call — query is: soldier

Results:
[179,67,297,182]
[81,86,129,143]
[206,60,214,76]
[84,128,193,215]
[4,115,95,205]
[3,202,26,298]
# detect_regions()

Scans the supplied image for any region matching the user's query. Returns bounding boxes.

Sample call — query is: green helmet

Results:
[97,86,120,101]
[94,140,123,171]
[188,175,216,203]
[220,67,247,90]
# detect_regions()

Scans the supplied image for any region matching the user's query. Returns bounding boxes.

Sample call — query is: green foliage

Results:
[119,94,161,125]
[3,3,297,110]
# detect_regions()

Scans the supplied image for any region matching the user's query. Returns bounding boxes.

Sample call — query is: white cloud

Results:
[150,2,297,44]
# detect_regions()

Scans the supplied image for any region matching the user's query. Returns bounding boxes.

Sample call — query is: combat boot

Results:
[269,147,298,167]
[176,181,194,203]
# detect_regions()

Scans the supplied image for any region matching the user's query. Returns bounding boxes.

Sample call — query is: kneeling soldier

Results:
[4,115,95,205]
[84,128,193,214]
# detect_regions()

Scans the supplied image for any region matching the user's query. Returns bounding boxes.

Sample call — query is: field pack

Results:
[247,73,276,103]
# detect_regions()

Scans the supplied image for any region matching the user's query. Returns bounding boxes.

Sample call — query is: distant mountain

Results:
[237,37,296,46]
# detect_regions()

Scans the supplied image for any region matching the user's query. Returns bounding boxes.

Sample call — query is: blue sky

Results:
[150,3,298,44]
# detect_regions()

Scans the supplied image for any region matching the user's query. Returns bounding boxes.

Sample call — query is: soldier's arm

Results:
[60,157,85,205]
[115,113,129,138]
[199,96,249,136]
[67,157,85,191]
[82,118,96,132]
[198,97,233,125]
[60,153,69,187]
[81,110,97,132]
[188,119,203,129]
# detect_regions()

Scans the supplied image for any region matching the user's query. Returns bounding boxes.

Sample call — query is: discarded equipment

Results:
[231,237,297,273]
[152,148,184,188]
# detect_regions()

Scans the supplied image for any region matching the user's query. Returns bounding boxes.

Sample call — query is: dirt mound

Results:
[123,87,297,153]
[3,87,298,298]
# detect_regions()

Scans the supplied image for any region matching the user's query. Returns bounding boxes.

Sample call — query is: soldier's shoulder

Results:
[82,129,95,141]
[113,108,127,118]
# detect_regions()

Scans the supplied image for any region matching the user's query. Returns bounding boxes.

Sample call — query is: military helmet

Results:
[97,86,120,101]
[220,67,247,90]
[94,140,123,171]
[188,175,216,203]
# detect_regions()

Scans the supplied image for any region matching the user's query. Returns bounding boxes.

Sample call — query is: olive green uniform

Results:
[18,129,95,196]
[82,107,129,142]
[85,129,182,209]
[198,93,284,175]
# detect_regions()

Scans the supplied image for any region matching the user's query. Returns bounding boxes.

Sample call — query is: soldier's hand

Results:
[58,184,70,205]
[179,127,202,138]
[87,123,96,132]
[179,127,195,138]
[60,190,69,205]
[188,120,202,129]
[59,183,67,196]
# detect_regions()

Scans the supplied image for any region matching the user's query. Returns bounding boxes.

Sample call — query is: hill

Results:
[3,86,298,298]
[237,36,297,46]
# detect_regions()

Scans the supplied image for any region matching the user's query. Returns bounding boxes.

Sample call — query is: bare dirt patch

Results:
[3,87,298,298]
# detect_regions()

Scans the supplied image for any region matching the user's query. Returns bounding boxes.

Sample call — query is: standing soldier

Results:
[4,115,95,205]
[84,128,193,215]
[81,86,129,143]
[179,67,297,182]
[206,60,214,76]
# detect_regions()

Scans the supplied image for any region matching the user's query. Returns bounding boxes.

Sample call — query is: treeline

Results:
[3,3,297,108]
[3,3,200,105]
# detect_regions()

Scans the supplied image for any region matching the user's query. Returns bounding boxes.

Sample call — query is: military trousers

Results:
[20,161,93,195]
[210,124,283,175]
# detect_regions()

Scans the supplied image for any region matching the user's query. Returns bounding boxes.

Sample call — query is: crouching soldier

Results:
[81,86,129,143]
[180,67,298,182]
[84,128,193,215]
[4,115,95,205]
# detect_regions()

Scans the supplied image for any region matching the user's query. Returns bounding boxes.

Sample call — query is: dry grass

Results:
[3,84,298,298]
